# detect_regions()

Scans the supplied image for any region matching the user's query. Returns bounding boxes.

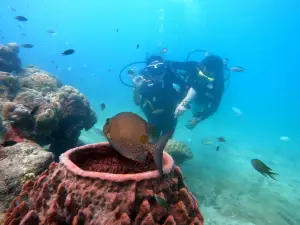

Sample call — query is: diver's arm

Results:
[174,87,196,118]
[181,87,196,105]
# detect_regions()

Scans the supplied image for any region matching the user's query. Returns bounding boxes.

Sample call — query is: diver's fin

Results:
[150,130,173,176]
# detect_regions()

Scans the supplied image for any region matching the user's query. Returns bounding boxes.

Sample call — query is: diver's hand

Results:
[132,76,145,88]
[174,102,187,118]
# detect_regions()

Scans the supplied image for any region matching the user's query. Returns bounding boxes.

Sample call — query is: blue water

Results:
[1,0,300,224]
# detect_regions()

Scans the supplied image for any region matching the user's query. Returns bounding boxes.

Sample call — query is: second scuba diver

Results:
[171,54,226,129]
[126,53,228,133]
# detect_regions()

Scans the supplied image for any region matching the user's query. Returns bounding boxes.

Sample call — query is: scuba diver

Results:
[172,54,226,129]
[129,56,188,136]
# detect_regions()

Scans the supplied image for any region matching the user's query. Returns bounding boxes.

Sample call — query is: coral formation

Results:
[0,142,54,220]
[3,142,204,225]
[0,72,20,100]
[18,70,61,94]
[0,43,22,73]
[164,139,193,165]
[0,65,97,158]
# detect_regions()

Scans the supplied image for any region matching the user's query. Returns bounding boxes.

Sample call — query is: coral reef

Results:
[0,43,22,73]
[164,139,193,165]
[0,66,97,158]
[0,142,54,221]
[0,72,20,100]
[18,70,61,94]
[3,142,204,225]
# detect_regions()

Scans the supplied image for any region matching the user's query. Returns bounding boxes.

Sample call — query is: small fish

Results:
[61,49,75,55]
[27,64,35,68]
[136,44,140,49]
[251,159,279,181]
[280,136,290,141]
[108,69,111,72]
[172,83,181,92]
[154,194,169,209]
[152,109,164,114]
[21,44,33,48]
[47,29,56,34]
[15,16,28,21]
[231,66,244,72]
[218,137,226,142]
[20,32,26,36]
[116,28,119,32]
[67,66,72,71]
[161,48,168,53]
[103,112,173,176]
[0,140,18,147]
[100,103,105,111]
[18,25,22,28]
[127,69,136,75]
[1,37,4,40]
[51,60,55,64]
[232,107,242,116]
[201,138,214,145]
[30,105,39,116]
[55,65,59,70]
[216,145,220,151]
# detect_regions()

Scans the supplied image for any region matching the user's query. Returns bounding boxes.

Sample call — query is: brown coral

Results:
[18,72,60,94]
[3,142,204,225]
[2,102,16,121]
[164,139,193,165]
[0,72,20,100]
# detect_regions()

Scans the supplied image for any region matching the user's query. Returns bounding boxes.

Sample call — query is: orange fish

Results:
[103,112,173,176]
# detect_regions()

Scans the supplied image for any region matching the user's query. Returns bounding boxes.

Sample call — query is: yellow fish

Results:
[201,138,214,145]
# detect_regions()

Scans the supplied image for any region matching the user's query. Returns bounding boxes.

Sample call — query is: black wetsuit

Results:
[136,66,187,135]
[167,60,225,121]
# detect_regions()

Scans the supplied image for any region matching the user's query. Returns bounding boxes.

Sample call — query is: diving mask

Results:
[198,69,215,82]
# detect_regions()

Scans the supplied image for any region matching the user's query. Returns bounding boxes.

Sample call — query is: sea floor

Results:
[80,107,300,225]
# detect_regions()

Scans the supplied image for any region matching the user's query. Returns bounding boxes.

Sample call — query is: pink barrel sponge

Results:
[3,142,204,225]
